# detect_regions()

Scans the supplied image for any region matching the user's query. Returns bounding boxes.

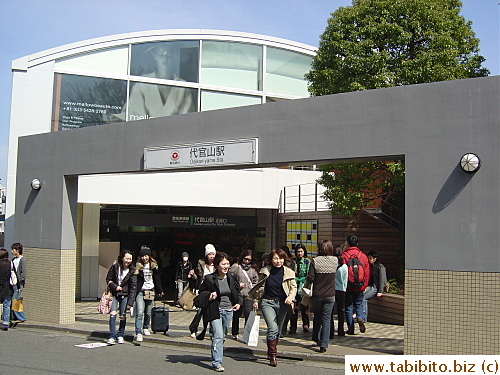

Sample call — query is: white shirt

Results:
[142,263,155,290]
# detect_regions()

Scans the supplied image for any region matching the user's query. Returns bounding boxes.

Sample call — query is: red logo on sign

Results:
[171,151,180,161]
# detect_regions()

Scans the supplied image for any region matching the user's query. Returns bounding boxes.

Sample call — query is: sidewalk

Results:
[21,301,404,363]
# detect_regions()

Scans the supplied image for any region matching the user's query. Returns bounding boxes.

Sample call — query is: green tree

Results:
[307,0,489,216]
[306,0,489,96]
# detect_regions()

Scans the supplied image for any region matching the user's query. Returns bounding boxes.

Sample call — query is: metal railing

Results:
[279,182,329,213]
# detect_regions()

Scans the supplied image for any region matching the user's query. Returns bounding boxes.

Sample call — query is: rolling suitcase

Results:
[151,304,169,334]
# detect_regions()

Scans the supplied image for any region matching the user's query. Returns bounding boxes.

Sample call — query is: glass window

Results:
[127,81,197,121]
[201,41,262,91]
[130,41,199,83]
[266,47,312,96]
[286,220,318,257]
[55,47,129,75]
[52,74,127,131]
[201,90,261,111]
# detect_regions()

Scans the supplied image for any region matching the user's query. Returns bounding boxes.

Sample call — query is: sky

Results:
[0,0,498,185]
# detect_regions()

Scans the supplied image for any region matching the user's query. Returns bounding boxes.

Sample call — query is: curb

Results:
[20,323,345,364]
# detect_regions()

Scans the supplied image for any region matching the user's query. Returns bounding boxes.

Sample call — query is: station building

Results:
[6,29,499,354]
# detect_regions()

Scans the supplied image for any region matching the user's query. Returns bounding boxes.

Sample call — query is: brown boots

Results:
[267,338,278,367]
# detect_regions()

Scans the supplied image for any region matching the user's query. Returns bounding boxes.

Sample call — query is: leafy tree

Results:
[306,0,489,95]
[307,0,488,216]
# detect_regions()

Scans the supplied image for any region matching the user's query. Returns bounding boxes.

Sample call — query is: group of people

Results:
[103,236,386,372]
[0,243,27,331]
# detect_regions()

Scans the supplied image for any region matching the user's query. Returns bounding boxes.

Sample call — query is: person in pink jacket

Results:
[341,235,370,335]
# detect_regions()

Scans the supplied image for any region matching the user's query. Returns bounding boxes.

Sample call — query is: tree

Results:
[305,0,489,96]
[306,0,489,217]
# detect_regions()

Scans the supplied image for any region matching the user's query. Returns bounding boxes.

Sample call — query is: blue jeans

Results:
[261,299,289,340]
[311,297,334,349]
[345,291,364,332]
[209,309,233,368]
[362,286,377,321]
[109,295,129,339]
[1,295,12,325]
[135,292,153,334]
[12,285,26,321]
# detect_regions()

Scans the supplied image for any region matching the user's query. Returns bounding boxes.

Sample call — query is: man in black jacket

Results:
[362,251,388,322]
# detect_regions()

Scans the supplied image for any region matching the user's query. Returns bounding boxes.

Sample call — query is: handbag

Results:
[178,286,196,311]
[300,283,313,297]
[242,310,260,347]
[97,288,113,314]
[10,263,18,286]
[11,298,24,312]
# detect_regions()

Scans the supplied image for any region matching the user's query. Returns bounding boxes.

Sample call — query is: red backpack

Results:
[347,250,365,289]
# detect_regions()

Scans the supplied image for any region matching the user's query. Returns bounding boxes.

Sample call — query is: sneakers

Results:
[143,328,151,336]
[232,334,238,340]
[135,334,143,342]
[190,332,196,338]
[107,338,116,345]
[357,318,366,333]
[213,365,225,372]
[117,336,125,344]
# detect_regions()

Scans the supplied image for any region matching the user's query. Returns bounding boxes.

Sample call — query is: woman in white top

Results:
[105,250,137,345]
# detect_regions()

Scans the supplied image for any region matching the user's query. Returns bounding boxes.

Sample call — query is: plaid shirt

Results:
[294,257,311,294]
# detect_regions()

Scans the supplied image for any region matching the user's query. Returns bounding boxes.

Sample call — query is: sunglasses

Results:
[243,258,252,261]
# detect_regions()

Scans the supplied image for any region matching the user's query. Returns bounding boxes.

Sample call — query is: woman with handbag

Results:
[106,250,137,345]
[307,240,338,353]
[229,249,258,339]
[248,248,297,367]
[199,251,242,372]
[0,248,14,331]
[133,245,164,343]
[10,242,27,324]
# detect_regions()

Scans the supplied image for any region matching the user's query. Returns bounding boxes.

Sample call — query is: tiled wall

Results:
[23,247,76,324]
[405,269,500,355]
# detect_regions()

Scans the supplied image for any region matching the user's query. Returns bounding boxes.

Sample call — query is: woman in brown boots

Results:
[248,248,297,366]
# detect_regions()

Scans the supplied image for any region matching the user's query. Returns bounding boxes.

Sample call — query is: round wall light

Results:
[460,153,481,173]
[31,178,42,190]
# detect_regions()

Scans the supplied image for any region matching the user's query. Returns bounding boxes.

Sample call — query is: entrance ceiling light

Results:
[459,153,481,173]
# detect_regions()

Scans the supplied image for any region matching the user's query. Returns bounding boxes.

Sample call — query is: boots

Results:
[267,338,278,367]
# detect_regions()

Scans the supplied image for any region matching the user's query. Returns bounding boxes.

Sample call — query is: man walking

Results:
[341,235,369,335]
[11,243,27,324]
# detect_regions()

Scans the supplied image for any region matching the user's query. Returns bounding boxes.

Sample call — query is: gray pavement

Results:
[18,301,404,363]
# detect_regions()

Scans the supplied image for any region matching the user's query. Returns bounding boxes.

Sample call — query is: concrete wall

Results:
[13,77,499,352]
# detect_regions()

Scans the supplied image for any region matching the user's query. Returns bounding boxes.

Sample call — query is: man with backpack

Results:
[341,235,370,335]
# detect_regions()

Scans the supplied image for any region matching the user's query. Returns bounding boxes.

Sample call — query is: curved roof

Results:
[13,29,317,70]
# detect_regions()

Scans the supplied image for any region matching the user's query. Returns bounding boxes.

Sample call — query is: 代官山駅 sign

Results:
[144,138,258,170]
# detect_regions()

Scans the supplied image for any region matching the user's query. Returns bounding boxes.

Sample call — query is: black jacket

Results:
[106,262,137,307]
[0,261,14,297]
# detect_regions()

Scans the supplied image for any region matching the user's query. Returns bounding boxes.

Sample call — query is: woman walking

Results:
[248,248,297,367]
[307,240,337,353]
[199,252,242,372]
[229,249,258,339]
[134,245,164,343]
[189,244,216,337]
[106,250,137,345]
[0,248,14,331]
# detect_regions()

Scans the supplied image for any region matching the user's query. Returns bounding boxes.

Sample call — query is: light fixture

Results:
[31,178,42,190]
[459,153,481,173]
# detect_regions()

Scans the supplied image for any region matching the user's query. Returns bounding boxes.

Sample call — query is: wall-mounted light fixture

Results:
[31,178,42,190]
[460,153,481,173]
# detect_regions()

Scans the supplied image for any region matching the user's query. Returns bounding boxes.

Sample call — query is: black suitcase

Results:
[151,305,169,334]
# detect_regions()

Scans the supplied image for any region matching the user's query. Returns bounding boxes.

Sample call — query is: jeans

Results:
[362,286,377,321]
[12,286,26,321]
[109,295,129,339]
[231,299,254,336]
[261,299,289,340]
[345,291,364,332]
[311,297,334,349]
[176,280,187,302]
[135,292,153,334]
[333,290,346,335]
[209,309,233,368]
[1,295,12,325]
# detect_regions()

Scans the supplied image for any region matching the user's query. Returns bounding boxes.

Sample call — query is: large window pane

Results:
[127,81,197,121]
[201,41,262,91]
[266,47,312,96]
[201,90,261,111]
[52,74,127,131]
[55,47,129,75]
[131,41,199,83]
